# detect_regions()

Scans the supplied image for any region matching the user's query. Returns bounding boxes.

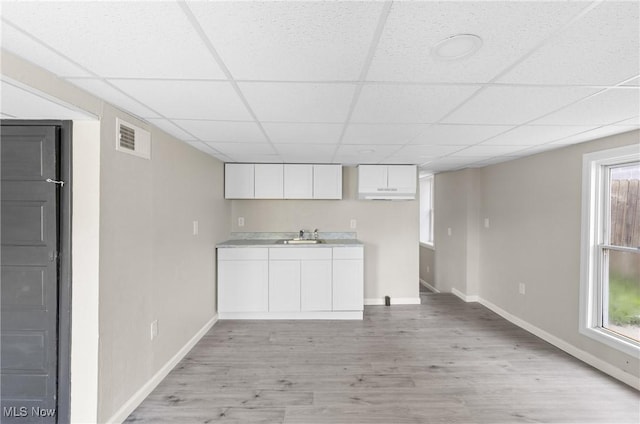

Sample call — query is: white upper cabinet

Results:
[225,163,343,199]
[313,164,342,199]
[254,164,284,199]
[225,163,254,199]
[284,164,313,199]
[358,165,416,200]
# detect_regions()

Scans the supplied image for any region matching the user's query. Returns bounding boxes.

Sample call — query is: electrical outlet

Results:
[150,320,158,340]
[484,218,490,228]
[447,227,452,236]
[192,220,199,235]
[427,266,430,273]
[350,219,357,229]
[238,217,245,227]
[518,283,526,295]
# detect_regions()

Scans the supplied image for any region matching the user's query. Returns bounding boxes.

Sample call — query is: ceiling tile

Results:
[280,155,335,164]
[498,2,640,85]
[185,141,228,159]
[449,144,530,157]
[274,144,336,157]
[172,120,266,143]
[367,1,586,83]
[481,125,600,146]
[110,80,252,121]
[621,77,640,86]
[351,84,480,123]
[1,22,92,77]
[335,144,400,157]
[0,80,95,120]
[262,123,343,144]
[239,83,355,123]
[187,1,383,81]
[204,142,277,157]
[443,86,598,125]
[410,124,512,146]
[342,124,428,144]
[146,119,195,141]
[1,2,225,79]
[549,126,640,146]
[66,78,160,119]
[225,154,283,164]
[394,144,463,159]
[531,88,640,126]
[611,117,640,126]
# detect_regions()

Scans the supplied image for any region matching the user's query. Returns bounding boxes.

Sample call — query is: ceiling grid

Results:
[0,0,638,171]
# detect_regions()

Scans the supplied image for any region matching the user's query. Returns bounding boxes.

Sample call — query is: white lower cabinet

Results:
[218,245,363,319]
[218,248,268,313]
[333,247,364,311]
[269,261,301,312]
[301,260,332,311]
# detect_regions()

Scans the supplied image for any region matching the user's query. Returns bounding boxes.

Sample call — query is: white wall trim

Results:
[466,296,639,390]
[450,288,479,303]
[106,315,218,424]
[420,279,439,293]
[364,297,421,305]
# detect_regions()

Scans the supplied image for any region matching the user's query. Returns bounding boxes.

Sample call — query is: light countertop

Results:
[217,239,363,248]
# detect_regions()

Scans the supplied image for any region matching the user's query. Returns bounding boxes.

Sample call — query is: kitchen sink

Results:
[278,238,324,244]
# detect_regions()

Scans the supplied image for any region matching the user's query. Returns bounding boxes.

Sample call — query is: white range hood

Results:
[357,165,417,200]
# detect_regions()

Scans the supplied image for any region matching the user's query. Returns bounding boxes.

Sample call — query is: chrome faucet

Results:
[299,229,305,239]
[313,229,319,239]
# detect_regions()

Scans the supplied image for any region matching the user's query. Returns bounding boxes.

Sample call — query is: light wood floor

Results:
[125,294,639,423]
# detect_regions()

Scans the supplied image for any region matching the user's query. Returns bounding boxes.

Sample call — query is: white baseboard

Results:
[106,314,218,424]
[364,297,421,305]
[419,279,439,293]
[455,295,639,390]
[451,288,479,303]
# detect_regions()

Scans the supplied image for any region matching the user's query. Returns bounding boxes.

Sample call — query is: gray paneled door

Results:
[1,125,60,423]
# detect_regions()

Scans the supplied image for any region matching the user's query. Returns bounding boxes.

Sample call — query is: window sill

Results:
[579,326,640,357]
[419,242,435,250]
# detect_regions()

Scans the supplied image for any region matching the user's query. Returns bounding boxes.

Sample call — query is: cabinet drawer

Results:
[269,247,332,260]
[332,247,363,260]
[218,247,268,261]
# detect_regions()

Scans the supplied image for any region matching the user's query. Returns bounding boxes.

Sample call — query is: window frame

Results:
[579,144,640,356]
[419,174,434,248]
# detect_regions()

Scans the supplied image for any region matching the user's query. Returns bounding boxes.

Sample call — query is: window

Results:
[419,174,434,246]
[580,145,640,355]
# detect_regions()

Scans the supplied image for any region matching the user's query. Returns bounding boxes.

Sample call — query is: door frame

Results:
[1,120,72,423]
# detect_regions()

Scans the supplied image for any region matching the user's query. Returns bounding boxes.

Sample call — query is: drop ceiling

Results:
[1,1,638,172]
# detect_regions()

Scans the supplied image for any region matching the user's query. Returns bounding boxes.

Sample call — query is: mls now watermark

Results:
[3,406,57,418]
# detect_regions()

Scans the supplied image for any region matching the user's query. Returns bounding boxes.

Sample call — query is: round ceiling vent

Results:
[432,34,483,61]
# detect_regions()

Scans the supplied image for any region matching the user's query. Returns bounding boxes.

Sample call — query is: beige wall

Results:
[434,130,640,381]
[434,168,482,295]
[1,50,231,423]
[96,105,229,421]
[231,166,420,302]
[419,245,435,286]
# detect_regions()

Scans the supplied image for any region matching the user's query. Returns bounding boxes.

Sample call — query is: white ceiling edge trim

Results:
[1,75,98,120]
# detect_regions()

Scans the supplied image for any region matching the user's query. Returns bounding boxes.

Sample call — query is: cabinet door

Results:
[332,259,363,311]
[218,260,268,312]
[301,260,332,311]
[358,165,388,192]
[269,261,301,312]
[255,164,284,199]
[313,165,342,199]
[225,163,254,199]
[284,164,313,199]
[387,165,416,193]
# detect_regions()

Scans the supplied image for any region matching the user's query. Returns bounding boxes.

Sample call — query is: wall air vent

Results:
[115,118,151,159]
